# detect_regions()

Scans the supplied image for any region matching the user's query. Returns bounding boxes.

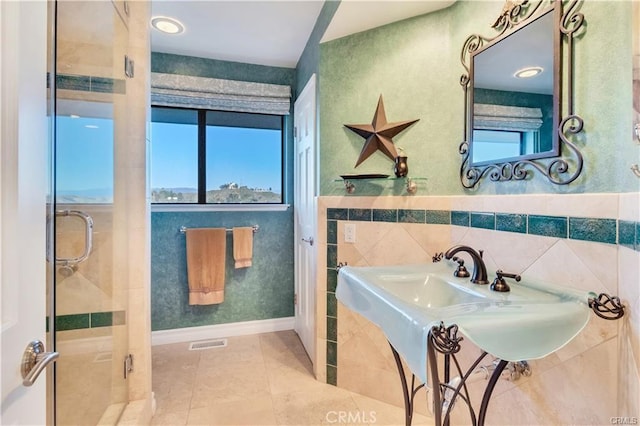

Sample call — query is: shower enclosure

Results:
[50,1,145,424]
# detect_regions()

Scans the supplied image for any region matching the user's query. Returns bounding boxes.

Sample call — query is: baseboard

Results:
[151,317,295,346]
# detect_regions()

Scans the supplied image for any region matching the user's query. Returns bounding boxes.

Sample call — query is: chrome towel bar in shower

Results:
[179,225,259,234]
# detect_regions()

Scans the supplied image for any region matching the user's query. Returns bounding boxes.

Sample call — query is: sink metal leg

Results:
[389,342,425,426]
[478,359,509,425]
[427,322,512,426]
[388,323,515,426]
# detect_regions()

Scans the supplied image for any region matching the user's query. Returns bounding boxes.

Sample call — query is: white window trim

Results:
[151,203,290,213]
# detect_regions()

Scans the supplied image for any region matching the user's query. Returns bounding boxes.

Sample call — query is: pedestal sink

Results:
[336,260,624,426]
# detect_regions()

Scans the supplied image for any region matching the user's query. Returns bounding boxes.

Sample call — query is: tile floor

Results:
[151,330,433,425]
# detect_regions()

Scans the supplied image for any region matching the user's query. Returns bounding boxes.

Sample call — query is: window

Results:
[472,129,531,164]
[151,107,283,204]
[56,111,114,203]
[150,108,199,202]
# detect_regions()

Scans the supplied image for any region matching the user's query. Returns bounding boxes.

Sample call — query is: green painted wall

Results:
[152,52,295,86]
[151,211,294,331]
[295,0,340,98]
[319,1,636,195]
[150,54,295,330]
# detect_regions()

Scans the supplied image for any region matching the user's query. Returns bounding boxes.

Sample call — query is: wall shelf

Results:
[335,176,427,194]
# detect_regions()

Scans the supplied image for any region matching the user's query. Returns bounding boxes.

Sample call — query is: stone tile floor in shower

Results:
[151,330,433,425]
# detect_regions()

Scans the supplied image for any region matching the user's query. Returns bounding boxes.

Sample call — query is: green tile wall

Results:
[569,217,617,245]
[151,211,294,331]
[471,212,496,230]
[56,314,89,331]
[326,230,339,386]
[327,220,337,244]
[329,208,637,247]
[619,220,637,250]
[426,210,451,225]
[55,311,126,331]
[399,209,426,223]
[327,208,348,221]
[373,209,398,222]
[325,283,338,386]
[349,209,372,221]
[451,211,470,227]
[528,215,567,239]
[54,73,125,94]
[327,208,639,386]
[496,213,527,234]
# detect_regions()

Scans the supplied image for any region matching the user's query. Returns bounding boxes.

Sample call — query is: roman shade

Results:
[151,72,291,115]
[473,103,543,132]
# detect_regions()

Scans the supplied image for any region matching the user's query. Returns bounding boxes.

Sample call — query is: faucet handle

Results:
[496,270,521,282]
[452,257,471,278]
[490,270,521,292]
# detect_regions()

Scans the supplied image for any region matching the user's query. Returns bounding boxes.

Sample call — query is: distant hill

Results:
[56,194,113,203]
[206,187,280,203]
[152,187,280,203]
[162,187,197,193]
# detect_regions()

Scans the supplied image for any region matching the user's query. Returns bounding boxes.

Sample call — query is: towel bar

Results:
[179,225,259,234]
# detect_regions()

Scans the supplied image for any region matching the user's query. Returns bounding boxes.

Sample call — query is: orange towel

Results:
[233,227,253,268]
[185,228,226,305]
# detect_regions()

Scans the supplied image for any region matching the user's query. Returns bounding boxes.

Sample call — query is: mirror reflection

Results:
[470,8,557,166]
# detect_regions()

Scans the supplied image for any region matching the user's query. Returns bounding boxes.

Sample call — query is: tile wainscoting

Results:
[316,194,639,424]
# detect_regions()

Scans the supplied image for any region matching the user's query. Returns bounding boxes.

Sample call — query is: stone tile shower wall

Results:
[316,193,639,424]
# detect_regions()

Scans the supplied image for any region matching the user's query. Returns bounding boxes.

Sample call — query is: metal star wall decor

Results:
[344,95,419,167]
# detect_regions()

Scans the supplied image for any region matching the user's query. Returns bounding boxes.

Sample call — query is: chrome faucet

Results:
[444,245,489,285]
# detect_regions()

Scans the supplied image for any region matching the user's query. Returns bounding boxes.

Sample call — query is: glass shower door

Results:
[53,1,129,424]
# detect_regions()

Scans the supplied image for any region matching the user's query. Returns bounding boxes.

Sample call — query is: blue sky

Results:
[56,116,282,195]
[205,126,282,191]
[56,116,114,194]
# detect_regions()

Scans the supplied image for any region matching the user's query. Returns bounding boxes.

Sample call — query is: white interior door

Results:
[294,74,317,364]
[1,1,51,424]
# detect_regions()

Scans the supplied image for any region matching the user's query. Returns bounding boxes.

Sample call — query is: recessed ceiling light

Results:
[151,16,184,35]
[85,125,99,129]
[514,67,543,79]
[70,114,80,119]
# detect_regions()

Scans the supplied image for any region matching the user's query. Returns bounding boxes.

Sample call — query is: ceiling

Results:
[473,10,554,94]
[150,0,456,68]
[321,0,455,43]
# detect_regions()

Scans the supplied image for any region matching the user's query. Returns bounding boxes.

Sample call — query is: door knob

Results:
[301,237,314,246]
[21,340,59,387]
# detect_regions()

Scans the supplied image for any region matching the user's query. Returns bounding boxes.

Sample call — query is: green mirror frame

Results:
[459,0,585,189]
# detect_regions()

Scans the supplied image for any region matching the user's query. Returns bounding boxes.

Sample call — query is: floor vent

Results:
[189,338,228,351]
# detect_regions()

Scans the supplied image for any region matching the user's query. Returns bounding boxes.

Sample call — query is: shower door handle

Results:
[21,340,59,387]
[53,210,94,266]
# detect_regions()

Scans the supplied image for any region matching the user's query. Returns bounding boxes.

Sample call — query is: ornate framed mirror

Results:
[459,0,585,188]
